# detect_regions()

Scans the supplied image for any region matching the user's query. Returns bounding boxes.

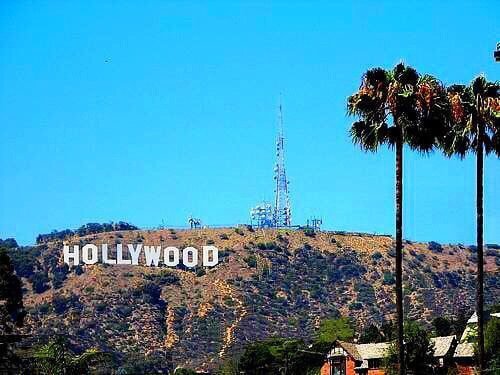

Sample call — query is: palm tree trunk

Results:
[476,120,485,373]
[395,136,405,375]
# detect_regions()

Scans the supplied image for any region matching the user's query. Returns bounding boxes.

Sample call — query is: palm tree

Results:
[440,77,499,373]
[347,63,449,375]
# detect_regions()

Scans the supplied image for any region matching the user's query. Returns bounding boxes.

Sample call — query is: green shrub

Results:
[303,228,315,237]
[244,255,257,268]
[30,272,49,293]
[383,271,395,285]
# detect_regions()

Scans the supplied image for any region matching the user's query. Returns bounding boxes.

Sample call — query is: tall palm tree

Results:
[347,63,449,375]
[440,77,499,373]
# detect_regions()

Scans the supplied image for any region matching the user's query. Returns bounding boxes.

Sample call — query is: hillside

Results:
[7,227,500,372]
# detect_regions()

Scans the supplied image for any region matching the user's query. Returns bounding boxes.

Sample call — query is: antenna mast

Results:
[274,95,291,227]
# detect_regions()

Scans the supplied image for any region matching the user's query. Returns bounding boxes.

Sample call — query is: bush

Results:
[428,241,443,253]
[303,228,315,237]
[52,295,69,314]
[37,303,51,315]
[383,271,395,285]
[196,268,206,277]
[0,238,18,248]
[257,242,267,250]
[349,302,362,310]
[30,272,49,293]
[142,283,162,305]
[117,305,133,318]
[145,270,180,286]
[415,253,426,262]
[73,265,84,275]
[355,282,376,304]
[244,255,257,268]
[52,264,69,289]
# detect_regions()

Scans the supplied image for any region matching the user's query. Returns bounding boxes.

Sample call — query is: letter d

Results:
[202,246,218,267]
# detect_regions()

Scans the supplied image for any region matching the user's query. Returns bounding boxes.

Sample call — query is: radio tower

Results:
[274,96,291,227]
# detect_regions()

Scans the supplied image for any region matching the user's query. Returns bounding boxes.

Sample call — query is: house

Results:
[460,311,500,343]
[455,311,500,375]
[320,336,457,375]
[453,342,475,375]
[431,335,457,369]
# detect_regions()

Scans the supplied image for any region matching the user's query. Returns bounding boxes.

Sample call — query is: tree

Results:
[218,358,240,375]
[432,316,452,337]
[33,336,110,374]
[360,324,384,343]
[384,320,435,375]
[0,247,25,334]
[347,63,449,374]
[0,247,26,368]
[484,317,500,373]
[313,317,355,353]
[174,368,197,375]
[440,77,500,372]
[381,320,397,341]
[239,338,323,375]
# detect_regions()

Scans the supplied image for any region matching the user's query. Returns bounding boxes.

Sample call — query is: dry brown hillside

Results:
[9,227,500,372]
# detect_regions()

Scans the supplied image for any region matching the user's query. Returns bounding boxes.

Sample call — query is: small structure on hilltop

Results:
[307,217,323,231]
[250,203,274,228]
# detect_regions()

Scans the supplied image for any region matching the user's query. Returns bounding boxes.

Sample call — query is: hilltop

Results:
[5,227,500,372]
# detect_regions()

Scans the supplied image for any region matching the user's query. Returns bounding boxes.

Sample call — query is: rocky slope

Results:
[7,227,500,371]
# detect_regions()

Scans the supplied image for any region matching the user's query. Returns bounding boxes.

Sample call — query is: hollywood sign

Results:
[63,244,219,267]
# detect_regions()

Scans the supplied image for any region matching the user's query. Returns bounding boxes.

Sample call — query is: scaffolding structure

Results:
[250,203,274,228]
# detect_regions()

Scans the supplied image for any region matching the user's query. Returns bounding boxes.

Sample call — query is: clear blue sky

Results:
[0,1,499,245]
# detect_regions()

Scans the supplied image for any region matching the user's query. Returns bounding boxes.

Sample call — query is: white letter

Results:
[164,246,180,267]
[183,247,198,268]
[202,246,219,267]
[117,244,132,265]
[144,245,162,266]
[64,245,79,266]
[128,244,142,265]
[82,244,98,265]
[102,244,116,264]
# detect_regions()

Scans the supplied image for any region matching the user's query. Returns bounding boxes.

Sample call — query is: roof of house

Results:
[355,342,391,360]
[333,335,455,362]
[430,336,456,357]
[466,312,500,324]
[454,343,475,358]
[337,341,362,361]
[461,312,500,342]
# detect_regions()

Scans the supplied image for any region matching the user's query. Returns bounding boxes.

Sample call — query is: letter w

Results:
[144,246,162,266]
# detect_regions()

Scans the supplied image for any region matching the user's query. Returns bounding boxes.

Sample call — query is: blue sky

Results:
[0,1,499,245]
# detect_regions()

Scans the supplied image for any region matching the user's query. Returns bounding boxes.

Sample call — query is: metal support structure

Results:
[273,97,292,227]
